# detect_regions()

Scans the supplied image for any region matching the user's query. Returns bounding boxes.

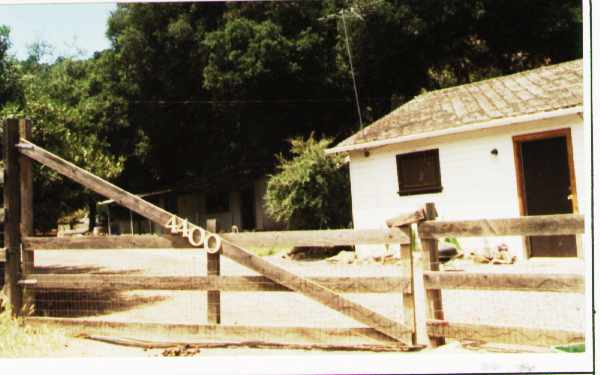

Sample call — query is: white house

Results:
[329,59,584,260]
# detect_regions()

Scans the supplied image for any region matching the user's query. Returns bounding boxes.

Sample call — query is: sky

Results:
[0,2,117,62]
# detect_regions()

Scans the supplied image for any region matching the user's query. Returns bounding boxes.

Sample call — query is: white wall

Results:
[254,176,286,231]
[349,114,584,259]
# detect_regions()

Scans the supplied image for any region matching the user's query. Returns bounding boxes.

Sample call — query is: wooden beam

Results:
[222,228,410,246]
[423,272,584,293]
[385,208,426,228]
[22,234,191,250]
[426,320,584,347]
[0,208,4,223]
[19,119,35,312]
[21,274,411,294]
[3,119,23,316]
[419,202,445,347]
[206,219,221,325]
[17,140,174,226]
[418,214,585,239]
[24,317,398,345]
[400,227,416,345]
[0,248,5,262]
[18,140,412,343]
[23,229,409,250]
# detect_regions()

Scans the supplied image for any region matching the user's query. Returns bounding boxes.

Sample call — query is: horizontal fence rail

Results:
[426,320,585,347]
[25,317,399,346]
[418,214,584,239]
[20,274,411,294]
[423,271,584,293]
[23,228,410,251]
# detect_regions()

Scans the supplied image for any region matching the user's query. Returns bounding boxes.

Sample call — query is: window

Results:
[206,192,230,214]
[396,149,442,195]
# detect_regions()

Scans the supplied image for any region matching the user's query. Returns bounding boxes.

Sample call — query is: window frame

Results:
[395,149,443,196]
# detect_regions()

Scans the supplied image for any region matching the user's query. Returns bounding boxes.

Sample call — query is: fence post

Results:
[19,119,34,314]
[3,119,23,316]
[400,225,416,345]
[419,202,445,347]
[206,218,221,324]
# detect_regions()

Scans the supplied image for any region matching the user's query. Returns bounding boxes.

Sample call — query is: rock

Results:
[438,243,458,263]
[326,251,356,264]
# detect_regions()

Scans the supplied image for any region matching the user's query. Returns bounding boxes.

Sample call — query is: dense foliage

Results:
[0,0,583,231]
[265,136,351,230]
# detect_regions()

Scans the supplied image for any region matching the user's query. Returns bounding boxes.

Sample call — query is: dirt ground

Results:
[27,249,585,357]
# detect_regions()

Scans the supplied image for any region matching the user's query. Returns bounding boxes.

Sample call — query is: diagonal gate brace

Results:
[17,140,412,345]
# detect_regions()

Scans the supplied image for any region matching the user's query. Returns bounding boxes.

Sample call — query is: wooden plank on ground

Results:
[24,317,398,346]
[20,274,411,293]
[79,334,421,352]
[17,140,412,344]
[418,214,585,239]
[22,229,410,250]
[426,320,585,347]
[385,208,426,228]
[423,271,584,293]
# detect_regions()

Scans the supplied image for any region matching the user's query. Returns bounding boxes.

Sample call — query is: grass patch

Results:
[247,246,290,257]
[0,296,69,357]
[553,343,585,353]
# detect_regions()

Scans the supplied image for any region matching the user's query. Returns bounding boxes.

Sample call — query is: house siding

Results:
[349,114,584,259]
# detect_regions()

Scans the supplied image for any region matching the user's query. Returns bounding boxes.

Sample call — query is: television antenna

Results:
[319,6,365,130]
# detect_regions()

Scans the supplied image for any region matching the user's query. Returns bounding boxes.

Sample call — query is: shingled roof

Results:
[333,59,582,151]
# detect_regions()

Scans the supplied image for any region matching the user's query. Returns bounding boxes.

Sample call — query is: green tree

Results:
[0,26,23,109]
[265,135,351,230]
[1,50,127,231]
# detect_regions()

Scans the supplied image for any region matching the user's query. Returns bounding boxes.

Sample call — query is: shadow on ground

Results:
[30,265,168,318]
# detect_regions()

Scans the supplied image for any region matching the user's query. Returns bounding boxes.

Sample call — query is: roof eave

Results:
[326,105,583,155]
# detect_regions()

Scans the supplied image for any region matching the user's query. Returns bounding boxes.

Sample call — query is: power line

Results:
[127,97,389,105]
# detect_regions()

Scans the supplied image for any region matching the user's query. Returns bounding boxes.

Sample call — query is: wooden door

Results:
[241,186,256,231]
[514,129,578,257]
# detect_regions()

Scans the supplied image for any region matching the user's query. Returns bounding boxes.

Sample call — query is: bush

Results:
[265,135,351,230]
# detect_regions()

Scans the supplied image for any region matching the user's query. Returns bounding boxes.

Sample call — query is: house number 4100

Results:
[166,216,222,253]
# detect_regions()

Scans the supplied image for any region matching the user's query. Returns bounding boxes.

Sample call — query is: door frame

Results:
[512,128,579,258]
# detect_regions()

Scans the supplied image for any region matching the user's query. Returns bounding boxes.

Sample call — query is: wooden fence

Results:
[417,211,585,347]
[1,118,587,351]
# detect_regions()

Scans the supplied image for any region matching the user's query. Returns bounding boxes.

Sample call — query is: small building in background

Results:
[100,167,284,234]
[329,59,584,260]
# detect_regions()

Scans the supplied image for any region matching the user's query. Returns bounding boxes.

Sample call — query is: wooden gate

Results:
[2,119,421,351]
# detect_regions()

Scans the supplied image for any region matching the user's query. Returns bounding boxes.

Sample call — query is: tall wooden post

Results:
[19,120,34,313]
[206,218,221,324]
[400,225,416,345]
[419,202,445,347]
[3,119,23,316]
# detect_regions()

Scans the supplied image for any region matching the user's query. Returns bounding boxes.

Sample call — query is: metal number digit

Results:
[205,233,222,254]
[187,226,206,247]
